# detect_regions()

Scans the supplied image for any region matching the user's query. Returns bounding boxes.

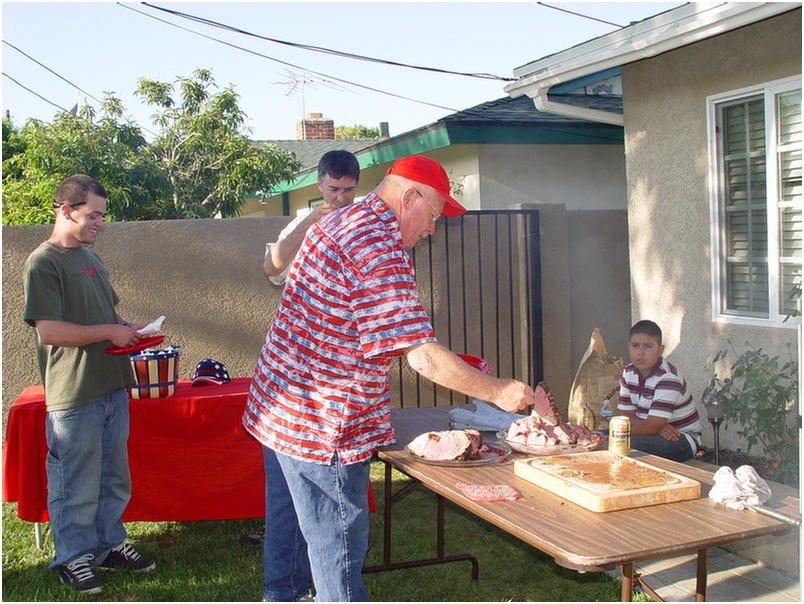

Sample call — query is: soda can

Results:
[609,416,631,456]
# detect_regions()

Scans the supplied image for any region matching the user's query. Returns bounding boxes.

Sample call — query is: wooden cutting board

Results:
[514,450,700,512]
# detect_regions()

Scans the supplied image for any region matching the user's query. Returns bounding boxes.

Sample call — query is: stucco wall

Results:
[621,9,801,454]
[479,144,627,211]
[3,204,631,429]
[2,218,290,426]
[522,204,632,411]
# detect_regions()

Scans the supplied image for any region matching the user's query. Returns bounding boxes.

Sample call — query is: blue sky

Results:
[2,2,682,140]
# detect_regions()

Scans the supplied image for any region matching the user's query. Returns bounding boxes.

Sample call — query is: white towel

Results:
[137,315,166,335]
[709,465,772,510]
[448,399,523,433]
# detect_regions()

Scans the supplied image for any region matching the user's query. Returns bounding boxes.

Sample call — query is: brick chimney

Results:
[296,113,334,140]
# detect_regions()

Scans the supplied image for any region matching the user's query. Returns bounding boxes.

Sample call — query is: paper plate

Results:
[497,431,602,456]
[404,442,511,467]
[105,335,167,355]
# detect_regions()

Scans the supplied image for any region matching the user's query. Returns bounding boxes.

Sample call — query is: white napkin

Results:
[709,465,772,510]
[448,399,522,432]
[137,315,166,335]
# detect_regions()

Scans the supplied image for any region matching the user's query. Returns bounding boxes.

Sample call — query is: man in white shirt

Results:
[264,150,360,286]
[242,150,361,550]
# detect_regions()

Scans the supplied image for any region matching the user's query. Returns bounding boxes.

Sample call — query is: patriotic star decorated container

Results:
[128,345,181,399]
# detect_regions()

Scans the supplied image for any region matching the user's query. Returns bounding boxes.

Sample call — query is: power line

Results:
[140,1,515,82]
[3,40,103,103]
[3,71,159,138]
[120,3,623,144]
[2,38,158,137]
[536,3,625,28]
[3,72,74,115]
[117,2,461,114]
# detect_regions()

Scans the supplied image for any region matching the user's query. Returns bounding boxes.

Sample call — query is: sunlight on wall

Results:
[628,176,686,355]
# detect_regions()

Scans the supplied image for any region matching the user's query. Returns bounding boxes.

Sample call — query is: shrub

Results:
[704,342,799,485]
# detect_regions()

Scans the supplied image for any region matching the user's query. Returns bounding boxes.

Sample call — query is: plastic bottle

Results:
[600,398,613,431]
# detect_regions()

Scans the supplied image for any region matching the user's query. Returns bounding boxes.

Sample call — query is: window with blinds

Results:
[710,78,802,327]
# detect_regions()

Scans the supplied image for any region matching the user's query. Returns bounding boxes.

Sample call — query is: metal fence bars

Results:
[390,209,542,408]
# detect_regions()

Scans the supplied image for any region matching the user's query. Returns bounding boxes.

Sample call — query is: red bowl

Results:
[457,353,492,375]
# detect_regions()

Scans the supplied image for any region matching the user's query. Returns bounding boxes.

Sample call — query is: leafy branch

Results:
[703,341,800,485]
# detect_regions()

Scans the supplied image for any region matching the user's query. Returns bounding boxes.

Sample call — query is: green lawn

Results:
[2,461,645,601]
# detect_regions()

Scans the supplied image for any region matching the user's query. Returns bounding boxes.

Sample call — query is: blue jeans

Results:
[262,446,370,602]
[630,434,695,462]
[45,389,131,569]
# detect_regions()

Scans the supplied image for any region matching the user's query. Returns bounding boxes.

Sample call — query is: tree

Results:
[334,124,380,139]
[135,69,301,218]
[2,97,168,225]
[3,68,302,224]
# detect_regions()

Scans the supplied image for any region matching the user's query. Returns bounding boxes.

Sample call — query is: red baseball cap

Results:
[385,155,466,217]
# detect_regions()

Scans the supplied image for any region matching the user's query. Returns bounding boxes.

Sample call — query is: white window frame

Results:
[707,75,802,329]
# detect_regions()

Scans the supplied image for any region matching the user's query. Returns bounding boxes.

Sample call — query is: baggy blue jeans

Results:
[45,389,131,569]
[262,446,370,602]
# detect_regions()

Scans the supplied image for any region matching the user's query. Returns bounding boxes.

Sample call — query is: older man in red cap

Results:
[243,155,534,602]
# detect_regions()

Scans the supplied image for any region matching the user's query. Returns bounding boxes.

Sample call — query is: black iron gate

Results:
[391,209,542,408]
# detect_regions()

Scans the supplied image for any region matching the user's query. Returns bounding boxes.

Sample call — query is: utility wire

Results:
[118,2,461,114]
[3,72,73,114]
[3,40,103,103]
[536,2,625,28]
[140,1,514,82]
[119,3,622,144]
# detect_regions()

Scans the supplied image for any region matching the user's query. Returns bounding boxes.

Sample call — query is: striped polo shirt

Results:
[243,193,437,465]
[618,357,702,452]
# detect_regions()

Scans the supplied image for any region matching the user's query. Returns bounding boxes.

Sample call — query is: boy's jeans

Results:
[45,389,131,569]
[630,434,695,462]
[598,433,695,462]
[262,446,370,602]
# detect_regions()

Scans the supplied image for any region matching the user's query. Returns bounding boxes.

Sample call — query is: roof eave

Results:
[505,2,800,121]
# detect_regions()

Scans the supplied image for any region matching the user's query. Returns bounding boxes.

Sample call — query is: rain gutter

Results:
[504,2,801,126]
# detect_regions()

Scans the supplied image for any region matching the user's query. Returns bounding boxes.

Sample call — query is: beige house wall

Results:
[479,144,627,210]
[240,145,481,218]
[620,9,801,454]
[240,141,626,217]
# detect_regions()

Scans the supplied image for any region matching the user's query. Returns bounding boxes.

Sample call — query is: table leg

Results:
[382,461,392,565]
[35,522,42,549]
[633,571,664,602]
[362,461,478,580]
[695,548,708,602]
[620,562,634,602]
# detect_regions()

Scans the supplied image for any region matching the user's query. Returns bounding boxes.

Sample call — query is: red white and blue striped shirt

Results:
[618,357,702,451]
[243,193,437,464]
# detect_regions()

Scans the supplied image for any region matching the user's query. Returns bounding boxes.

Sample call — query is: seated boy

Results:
[612,320,702,462]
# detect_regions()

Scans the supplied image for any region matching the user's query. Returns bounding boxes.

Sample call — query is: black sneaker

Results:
[95,541,156,572]
[239,525,265,546]
[59,554,103,594]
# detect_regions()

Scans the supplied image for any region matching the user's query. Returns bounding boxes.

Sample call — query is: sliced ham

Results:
[408,429,486,461]
[506,381,603,449]
[533,382,562,425]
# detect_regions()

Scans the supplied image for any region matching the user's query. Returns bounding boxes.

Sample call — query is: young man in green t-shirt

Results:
[23,175,156,594]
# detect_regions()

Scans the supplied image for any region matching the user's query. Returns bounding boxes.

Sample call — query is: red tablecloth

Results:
[3,378,375,522]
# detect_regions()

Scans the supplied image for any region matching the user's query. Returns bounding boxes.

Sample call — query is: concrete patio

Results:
[632,546,800,602]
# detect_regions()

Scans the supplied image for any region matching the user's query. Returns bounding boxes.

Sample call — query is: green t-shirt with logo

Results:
[23,242,134,411]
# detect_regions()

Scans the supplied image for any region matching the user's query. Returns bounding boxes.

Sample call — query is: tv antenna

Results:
[272,69,354,117]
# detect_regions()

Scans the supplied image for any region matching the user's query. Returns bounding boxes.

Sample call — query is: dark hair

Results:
[317,150,360,183]
[629,320,662,344]
[53,174,107,208]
